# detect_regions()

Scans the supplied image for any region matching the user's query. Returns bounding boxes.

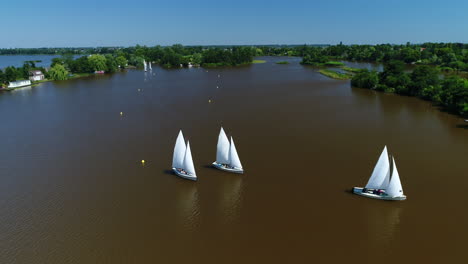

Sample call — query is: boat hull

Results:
[352,187,406,201]
[212,162,244,174]
[172,168,197,181]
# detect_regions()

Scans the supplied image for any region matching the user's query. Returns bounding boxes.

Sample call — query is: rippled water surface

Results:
[0,56,467,263]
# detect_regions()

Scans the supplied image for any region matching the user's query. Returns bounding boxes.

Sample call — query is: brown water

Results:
[0,56,467,263]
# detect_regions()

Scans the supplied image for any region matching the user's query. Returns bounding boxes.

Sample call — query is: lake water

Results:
[0,55,83,69]
[0,56,467,263]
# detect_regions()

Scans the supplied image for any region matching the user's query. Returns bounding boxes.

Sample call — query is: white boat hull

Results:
[172,168,197,181]
[352,187,406,201]
[212,162,244,174]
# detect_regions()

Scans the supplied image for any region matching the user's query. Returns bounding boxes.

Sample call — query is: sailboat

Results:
[143,59,147,72]
[212,127,244,174]
[149,61,152,70]
[172,130,197,181]
[352,146,406,201]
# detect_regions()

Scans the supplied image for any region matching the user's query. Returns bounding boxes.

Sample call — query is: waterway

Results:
[0,56,467,263]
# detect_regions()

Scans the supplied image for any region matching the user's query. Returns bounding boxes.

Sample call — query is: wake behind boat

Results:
[172,130,197,181]
[353,146,406,201]
[212,127,244,174]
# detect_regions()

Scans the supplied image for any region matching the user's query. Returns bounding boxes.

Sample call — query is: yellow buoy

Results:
[141,160,145,164]
[209,99,212,103]
[120,112,123,116]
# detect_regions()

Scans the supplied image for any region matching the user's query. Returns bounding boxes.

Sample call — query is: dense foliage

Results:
[351,61,468,116]
[48,64,69,81]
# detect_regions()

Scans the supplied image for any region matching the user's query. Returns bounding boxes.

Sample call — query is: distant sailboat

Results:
[149,61,152,70]
[172,130,197,181]
[143,59,147,72]
[212,127,244,174]
[353,146,406,201]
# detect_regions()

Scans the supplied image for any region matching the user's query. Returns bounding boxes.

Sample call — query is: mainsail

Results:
[365,146,390,189]
[172,130,186,168]
[183,141,196,176]
[149,62,152,70]
[229,137,242,169]
[386,157,403,197]
[216,127,230,164]
[143,60,147,71]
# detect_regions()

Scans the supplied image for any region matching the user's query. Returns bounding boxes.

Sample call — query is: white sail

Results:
[143,60,147,71]
[229,137,242,169]
[149,62,152,70]
[216,127,230,164]
[172,130,186,168]
[183,141,196,176]
[386,157,404,197]
[379,169,391,189]
[365,146,390,189]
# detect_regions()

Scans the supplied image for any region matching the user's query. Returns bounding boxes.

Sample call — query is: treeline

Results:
[351,61,468,116]
[123,44,256,67]
[0,61,47,84]
[295,42,468,72]
[46,54,129,80]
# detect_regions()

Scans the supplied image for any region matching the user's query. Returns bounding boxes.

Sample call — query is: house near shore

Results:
[29,70,45,81]
[8,80,31,89]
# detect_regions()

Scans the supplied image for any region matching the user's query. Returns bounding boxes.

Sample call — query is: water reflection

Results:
[220,177,243,224]
[366,205,403,249]
[175,184,200,231]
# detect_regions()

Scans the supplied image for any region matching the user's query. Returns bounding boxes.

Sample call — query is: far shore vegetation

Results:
[276,61,289,64]
[252,60,266,64]
[1,42,467,118]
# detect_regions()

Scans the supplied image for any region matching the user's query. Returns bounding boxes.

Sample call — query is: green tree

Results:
[115,56,128,68]
[49,64,69,80]
[88,54,107,72]
[0,69,5,85]
[408,65,440,97]
[4,66,18,82]
[440,77,468,114]
[105,55,118,73]
[351,69,379,89]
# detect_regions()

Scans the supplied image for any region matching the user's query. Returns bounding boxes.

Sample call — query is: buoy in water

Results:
[120,112,123,116]
[209,99,212,103]
[218,74,220,78]
[141,160,145,165]
[216,86,219,89]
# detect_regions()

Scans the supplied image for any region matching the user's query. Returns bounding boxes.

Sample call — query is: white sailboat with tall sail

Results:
[172,130,197,181]
[143,59,147,72]
[353,146,406,201]
[212,127,244,174]
[149,61,152,70]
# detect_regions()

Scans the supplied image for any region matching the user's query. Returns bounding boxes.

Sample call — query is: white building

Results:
[8,80,31,88]
[29,70,45,81]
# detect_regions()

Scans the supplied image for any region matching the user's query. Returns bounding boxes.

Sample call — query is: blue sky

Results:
[1,0,467,48]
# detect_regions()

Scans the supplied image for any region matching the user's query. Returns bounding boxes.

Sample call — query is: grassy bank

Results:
[341,66,364,73]
[252,60,266,64]
[276,61,289,64]
[318,69,351,80]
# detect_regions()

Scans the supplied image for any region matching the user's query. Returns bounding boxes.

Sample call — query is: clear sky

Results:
[1,0,467,48]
